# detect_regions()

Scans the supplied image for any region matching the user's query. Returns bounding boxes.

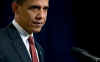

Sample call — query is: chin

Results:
[32,28,41,33]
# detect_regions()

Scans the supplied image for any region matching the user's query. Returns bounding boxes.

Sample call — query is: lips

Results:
[32,21,44,27]
[33,22,42,24]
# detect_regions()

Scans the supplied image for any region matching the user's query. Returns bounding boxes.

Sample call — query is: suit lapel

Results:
[7,24,32,62]
[35,41,45,62]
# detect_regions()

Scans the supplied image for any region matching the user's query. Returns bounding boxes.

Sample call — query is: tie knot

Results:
[28,36,34,44]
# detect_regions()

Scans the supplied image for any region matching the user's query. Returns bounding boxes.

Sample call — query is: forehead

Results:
[23,0,49,6]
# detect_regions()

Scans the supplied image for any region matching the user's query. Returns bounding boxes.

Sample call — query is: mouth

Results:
[32,21,44,27]
[33,22,42,24]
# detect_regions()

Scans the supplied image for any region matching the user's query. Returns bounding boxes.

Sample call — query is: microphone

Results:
[72,47,100,62]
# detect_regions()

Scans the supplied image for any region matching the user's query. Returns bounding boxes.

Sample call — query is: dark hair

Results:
[12,0,26,5]
[13,0,49,5]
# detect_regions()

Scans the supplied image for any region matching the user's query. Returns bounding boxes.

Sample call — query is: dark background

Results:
[0,0,99,62]
[72,0,100,55]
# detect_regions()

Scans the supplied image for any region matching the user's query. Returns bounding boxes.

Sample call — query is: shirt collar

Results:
[12,19,33,40]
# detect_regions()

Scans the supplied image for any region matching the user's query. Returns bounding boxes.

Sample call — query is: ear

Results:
[12,2,17,13]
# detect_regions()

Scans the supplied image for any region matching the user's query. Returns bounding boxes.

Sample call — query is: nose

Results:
[35,9,45,20]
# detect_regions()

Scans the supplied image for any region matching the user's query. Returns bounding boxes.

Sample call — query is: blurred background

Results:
[0,0,99,62]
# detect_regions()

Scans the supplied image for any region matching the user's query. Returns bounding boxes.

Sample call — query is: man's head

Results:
[12,0,49,34]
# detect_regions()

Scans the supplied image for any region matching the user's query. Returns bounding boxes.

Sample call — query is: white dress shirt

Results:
[12,19,39,61]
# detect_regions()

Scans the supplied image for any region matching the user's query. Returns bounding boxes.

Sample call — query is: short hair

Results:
[12,0,49,5]
[12,0,26,5]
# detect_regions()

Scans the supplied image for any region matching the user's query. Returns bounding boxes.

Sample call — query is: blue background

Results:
[0,0,81,62]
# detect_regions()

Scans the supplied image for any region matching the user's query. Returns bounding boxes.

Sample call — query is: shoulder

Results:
[0,28,8,53]
[0,23,17,40]
[0,28,8,40]
[0,27,10,45]
[0,25,13,48]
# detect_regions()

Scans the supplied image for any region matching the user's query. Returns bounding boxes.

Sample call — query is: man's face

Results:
[15,0,49,34]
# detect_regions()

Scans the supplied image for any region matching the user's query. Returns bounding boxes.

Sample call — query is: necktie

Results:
[28,36,39,62]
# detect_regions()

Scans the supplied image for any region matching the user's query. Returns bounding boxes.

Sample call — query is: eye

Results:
[43,7,49,11]
[28,6,40,10]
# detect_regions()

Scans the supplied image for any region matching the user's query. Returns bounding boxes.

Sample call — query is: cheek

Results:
[19,10,31,22]
[44,13,48,21]
[28,10,36,16]
[19,13,32,27]
[45,12,48,18]
[26,12,35,26]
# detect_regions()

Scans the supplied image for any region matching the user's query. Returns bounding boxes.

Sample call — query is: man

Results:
[0,0,49,62]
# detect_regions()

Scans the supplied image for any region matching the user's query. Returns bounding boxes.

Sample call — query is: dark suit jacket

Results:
[0,24,45,62]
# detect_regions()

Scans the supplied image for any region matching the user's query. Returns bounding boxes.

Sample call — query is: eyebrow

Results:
[28,5,49,10]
